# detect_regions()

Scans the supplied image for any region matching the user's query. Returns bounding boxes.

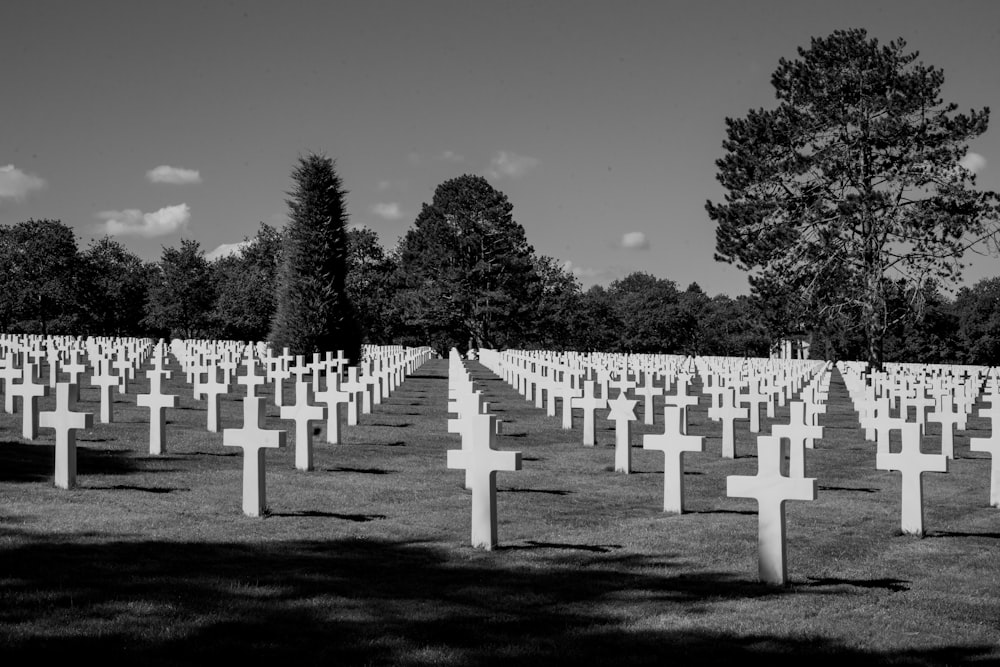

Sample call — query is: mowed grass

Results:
[0,355,998,666]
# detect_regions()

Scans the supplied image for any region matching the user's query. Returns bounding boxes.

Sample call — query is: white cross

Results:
[314,372,351,444]
[770,401,823,478]
[727,435,817,585]
[607,393,638,473]
[137,367,178,455]
[11,363,48,440]
[876,422,948,536]
[643,406,704,513]
[446,411,521,550]
[709,386,748,459]
[634,378,662,426]
[89,358,119,424]
[969,405,1000,508]
[39,382,93,489]
[223,358,287,517]
[571,380,607,446]
[662,376,699,435]
[280,377,327,471]
[196,366,230,432]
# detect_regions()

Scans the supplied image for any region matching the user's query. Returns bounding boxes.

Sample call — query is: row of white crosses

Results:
[445,348,522,550]
[1,333,433,513]
[478,348,835,585]
[841,360,1000,515]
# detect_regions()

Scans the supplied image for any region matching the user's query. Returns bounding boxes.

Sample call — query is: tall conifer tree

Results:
[268,153,361,363]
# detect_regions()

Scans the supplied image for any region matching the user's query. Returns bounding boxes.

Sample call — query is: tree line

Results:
[3,170,1000,365]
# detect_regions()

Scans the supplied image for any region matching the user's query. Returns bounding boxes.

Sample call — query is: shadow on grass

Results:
[0,441,140,483]
[368,423,412,428]
[89,484,187,494]
[503,541,623,553]
[499,488,572,496]
[326,466,394,475]
[818,485,879,493]
[803,576,911,592]
[925,530,1000,540]
[271,511,387,522]
[0,536,990,665]
[691,509,758,516]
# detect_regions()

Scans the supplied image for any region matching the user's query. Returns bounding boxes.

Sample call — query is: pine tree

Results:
[268,153,362,363]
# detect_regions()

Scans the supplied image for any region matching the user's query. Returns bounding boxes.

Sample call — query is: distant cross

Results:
[608,372,637,400]
[770,401,823,478]
[90,358,119,423]
[280,375,327,472]
[662,376,699,434]
[12,362,49,440]
[223,358,287,517]
[634,377,662,426]
[446,411,522,550]
[571,380,607,446]
[727,435,817,586]
[643,406,704,513]
[709,386,748,459]
[39,382,94,489]
[314,372,351,444]
[876,422,948,536]
[969,405,1000,508]
[928,396,965,459]
[62,351,87,402]
[607,393,638,473]
[0,355,22,414]
[196,365,230,432]
[137,363,178,455]
[553,381,582,430]
[739,381,768,433]
[340,367,367,425]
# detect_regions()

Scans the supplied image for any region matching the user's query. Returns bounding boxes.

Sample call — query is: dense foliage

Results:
[0,213,998,363]
[267,153,362,363]
[707,28,1000,368]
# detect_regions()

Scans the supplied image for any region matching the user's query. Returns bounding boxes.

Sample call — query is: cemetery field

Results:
[1,356,998,665]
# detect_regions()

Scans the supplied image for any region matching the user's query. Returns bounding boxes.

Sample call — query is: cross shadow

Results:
[272,511,387,522]
[502,541,623,553]
[90,484,186,494]
[925,530,1000,540]
[498,488,572,496]
[818,485,879,493]
[326,466,393,475]
[803,576,910,592]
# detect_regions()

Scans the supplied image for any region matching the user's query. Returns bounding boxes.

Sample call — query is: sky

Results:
[2,0,999,297]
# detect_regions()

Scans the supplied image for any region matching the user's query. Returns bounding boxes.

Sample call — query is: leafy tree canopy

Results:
[707,28,1000,368]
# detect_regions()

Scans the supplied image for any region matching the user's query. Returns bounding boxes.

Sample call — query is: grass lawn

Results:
[0,354,998,665]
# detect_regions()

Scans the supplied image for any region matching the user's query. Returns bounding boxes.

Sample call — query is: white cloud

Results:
[372,202,403,220]
[97,203,191,237]
[146,165,202,184]
[959,152,987,174]
[0,164,46,202]
[485,150,539,179]
[561,260,605,280]
[440,150,464,163]
[620,231,650,250]
[206,239,252,261]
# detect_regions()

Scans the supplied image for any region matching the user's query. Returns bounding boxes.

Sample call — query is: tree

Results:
[606,272,682,354]
[521,256,582,350]
[954,277,1000,365]
[268,153,361,363]
[80,236,152,336]
[707,28,1000,368]
[394,174,537,354]
[345,226,397,344]
[0,219,83,334]
[212,223,282,342]
[144,239,215,339]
